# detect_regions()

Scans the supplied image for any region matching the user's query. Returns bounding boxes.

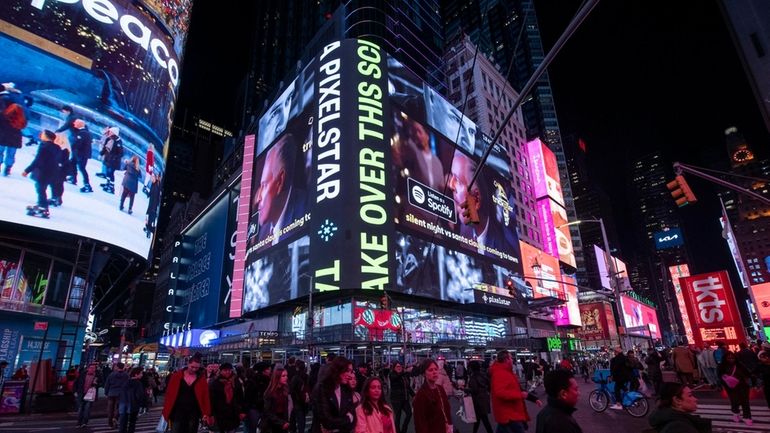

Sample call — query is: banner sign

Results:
[668,264,695,343]
[679,271,745,346]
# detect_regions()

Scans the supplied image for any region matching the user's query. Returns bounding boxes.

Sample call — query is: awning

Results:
[133,343,160,353]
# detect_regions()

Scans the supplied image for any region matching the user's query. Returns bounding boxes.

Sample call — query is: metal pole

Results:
[599,218,626,349]
[675,162,770,205]
[307,274,314,357]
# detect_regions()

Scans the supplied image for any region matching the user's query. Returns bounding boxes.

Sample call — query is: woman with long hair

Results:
[717,351,752,426]
[355,377,395,433]
[413,359,452,433]
[262,367,292,433]
[311,356,357,433]
[648,382,711,433]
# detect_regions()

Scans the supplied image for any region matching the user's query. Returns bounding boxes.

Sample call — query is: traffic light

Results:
[667,175,697,207]
[380,295,389,309]
[460,190,481,225]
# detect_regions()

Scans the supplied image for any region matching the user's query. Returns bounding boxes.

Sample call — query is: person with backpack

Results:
[0,82,28,177]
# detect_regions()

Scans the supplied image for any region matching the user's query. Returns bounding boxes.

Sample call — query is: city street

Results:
[0,380,768,433]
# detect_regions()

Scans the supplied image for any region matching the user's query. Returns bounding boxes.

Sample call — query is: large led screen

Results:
[555,274,581,327]
[388,56,521,272]
[0,0,190,257]
[518,241,562,299]
[668,264,694,344]
[620,295,661,339]
[594,245,632,291]
[753,282,770,326]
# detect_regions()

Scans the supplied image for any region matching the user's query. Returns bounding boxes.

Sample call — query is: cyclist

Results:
[609,347,631,410]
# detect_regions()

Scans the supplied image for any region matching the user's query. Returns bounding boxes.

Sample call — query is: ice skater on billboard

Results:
[119,155,141,214]
[0,82,31,177]
[71,119,93,193]
[55,105,79,184]
[142,144,155,196]
[98,127,124,194]
[21,130,60,218]
[144,172,161,238]
[48,132,72,207]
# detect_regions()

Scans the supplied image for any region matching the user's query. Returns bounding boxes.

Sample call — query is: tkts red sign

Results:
[679,271,745,346]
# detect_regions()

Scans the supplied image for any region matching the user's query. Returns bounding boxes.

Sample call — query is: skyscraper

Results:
[441,0,584,276]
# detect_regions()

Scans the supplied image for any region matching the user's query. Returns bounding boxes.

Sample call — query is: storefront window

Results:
[17,252,51,305]
[45,261,73,308]
[0,245,21,300]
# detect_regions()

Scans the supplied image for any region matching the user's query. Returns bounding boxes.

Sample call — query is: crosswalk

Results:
[88,406,165,433]
[697,403,770,433]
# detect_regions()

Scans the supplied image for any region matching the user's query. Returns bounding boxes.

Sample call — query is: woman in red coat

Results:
[162,355,212,433]
[413,359,452,433]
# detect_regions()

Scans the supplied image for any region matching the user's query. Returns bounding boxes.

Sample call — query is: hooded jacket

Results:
[490,361,529,423]
[648,407,712,433]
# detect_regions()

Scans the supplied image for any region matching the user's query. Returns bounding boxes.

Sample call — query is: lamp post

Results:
[299,273,315,356]
[559,219,627,349]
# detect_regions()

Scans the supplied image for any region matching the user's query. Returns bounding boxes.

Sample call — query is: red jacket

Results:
[490,362,529,423]
[162,369,212,421]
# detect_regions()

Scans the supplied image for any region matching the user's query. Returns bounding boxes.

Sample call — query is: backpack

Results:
[3,103,27,130]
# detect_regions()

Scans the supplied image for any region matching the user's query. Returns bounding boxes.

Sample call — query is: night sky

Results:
[175,1,769,302]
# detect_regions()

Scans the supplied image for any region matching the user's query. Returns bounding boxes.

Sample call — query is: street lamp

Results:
[558,218,628,349]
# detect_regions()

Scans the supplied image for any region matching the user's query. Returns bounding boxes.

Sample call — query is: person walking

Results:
[355,377,395,433]
[244,362,271,433]
[718,351,752,426]
[609,347,631,410]
[289,360,310,433]
[311,356,356,433]
[262,367,291,433]
[648,382,712,433]
[388,361,413,433]
[104,362,129,429]
[413,359,452,433]
[466,361,492,433]
[535,369,582,433]
[162,354,213,433]
[736,342,758,386]
[74,363,100,428]
[696,345,718,388]
[118,367,147,433]
[645,348,664,396]
[672,343,697,386]
[490,350,540,433]
[210,363,245,433]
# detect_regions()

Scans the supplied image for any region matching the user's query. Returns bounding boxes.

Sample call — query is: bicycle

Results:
[588,369,649,418]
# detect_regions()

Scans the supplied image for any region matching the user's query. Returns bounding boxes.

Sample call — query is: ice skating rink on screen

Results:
[0,144,153,257]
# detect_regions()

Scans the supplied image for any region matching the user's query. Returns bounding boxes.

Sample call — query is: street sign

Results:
[33,322,48,331]
[112,319,138,328]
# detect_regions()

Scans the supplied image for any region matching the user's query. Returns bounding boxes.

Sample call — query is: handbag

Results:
[83,387,96,402]
[458,395,477,423]
[156,416,168,432]
[721,366,740,389]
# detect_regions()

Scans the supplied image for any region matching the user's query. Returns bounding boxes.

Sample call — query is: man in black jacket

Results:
[609,346,631,409]
[535,369,582,433]
[22,130,59,215]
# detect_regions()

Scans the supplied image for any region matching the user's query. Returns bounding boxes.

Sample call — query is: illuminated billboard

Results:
[668,264,695,344]
[526,139,574,267]
[679,270,745,347]
[519,241,562,299]
[555,274,581,327]
[594,245,632,291]
[620,295,661,339]
[0,0,190,257]
[577,301,617,342]
[654,228,684,250]
[752,282,770,326]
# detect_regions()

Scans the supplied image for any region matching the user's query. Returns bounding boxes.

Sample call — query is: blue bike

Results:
[588,369,649,417]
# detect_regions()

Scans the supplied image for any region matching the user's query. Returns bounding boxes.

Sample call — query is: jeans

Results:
[107,396,120,425]
[613,378,627,405]
[118,410,139,433]
[495,421,525,433]
[0,146,16,169]
[77,400,92,425]
[34,179,50,208]
[728,384,751,419]
[74,155,89,186]
[392,398,412,433]
[291,406,306,433]
[245,409,260,433]
[170,414,201,433]
[120,189,135,211]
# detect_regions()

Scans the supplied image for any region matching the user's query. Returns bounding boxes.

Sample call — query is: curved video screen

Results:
[0,0,192,257]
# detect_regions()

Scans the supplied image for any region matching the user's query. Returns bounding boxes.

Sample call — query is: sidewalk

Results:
[0,395,165,423]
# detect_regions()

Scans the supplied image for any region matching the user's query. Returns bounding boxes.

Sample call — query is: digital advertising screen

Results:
[679,270,745,347]
[751,282,770,326]
[518,241,562,299]
[668,264,695,344]
[256,65,315,156]
[654,228,684,250]
[0,0,189,257]
[526,139,564,206]
[577,302,611,341]
[594,245,632,291]
[243,235,309,314]
[555,274,581,327]
[620,295,661,339]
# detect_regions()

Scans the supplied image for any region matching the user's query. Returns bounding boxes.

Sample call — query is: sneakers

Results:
[733,414,741,423]
[744,419,753,426]
[80,185,93,193]
[128,209,133,215]
[609,403,623,410]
